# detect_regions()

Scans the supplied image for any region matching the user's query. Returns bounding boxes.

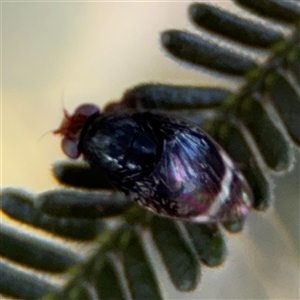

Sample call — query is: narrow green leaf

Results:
[104,100,212,129]
[1,189,35,221]
[161,30,257,76]
[0,228,79,272]
[289,49,300,85]
[185,223,226,267]
[239,97,292,171]
[0,261,57,299]
[1,189,105,240]
[53,161,113,190]
[38,189,130,219]
[150,216,200,291]
[123,230,163,300]
[244,167,271,211]
[222,219,246,233]
[234,0,300,24]
[92,255,127,300]
[63,284,92,300]
[189,3,282,48]
[119,84,229,110]
[266,73,300,145]
[48,237,128,300]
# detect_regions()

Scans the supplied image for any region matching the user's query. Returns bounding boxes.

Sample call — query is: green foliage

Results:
[1,1,299,299]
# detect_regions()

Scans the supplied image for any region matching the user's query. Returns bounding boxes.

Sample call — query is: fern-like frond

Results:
[1,1,299,299]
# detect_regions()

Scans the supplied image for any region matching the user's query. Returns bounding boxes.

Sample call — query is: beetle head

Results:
[54,104,100,159]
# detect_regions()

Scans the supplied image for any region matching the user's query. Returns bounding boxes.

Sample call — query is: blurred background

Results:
[2,1,299,299]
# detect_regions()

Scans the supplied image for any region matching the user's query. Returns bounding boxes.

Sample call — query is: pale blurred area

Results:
[2,2,299,299]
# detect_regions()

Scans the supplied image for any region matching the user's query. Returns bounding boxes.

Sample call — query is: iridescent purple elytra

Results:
[54,104,253,223]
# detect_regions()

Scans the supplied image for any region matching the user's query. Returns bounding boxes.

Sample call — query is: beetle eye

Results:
[74,104,100,117]
[62,137,80,159]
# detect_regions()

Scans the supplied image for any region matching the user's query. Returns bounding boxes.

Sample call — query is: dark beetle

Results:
[54,104,253,223]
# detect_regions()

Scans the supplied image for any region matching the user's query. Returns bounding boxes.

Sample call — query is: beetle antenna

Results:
[60,86,70,118]
[37,130,53,143]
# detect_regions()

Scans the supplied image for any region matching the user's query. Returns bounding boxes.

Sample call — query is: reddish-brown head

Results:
[54,104,100,159]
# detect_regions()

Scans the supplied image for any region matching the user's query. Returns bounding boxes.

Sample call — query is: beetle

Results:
[54,103,253,223]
